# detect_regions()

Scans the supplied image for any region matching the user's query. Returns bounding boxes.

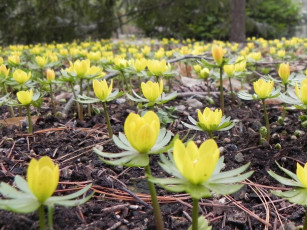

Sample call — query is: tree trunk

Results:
[230,0,246,43]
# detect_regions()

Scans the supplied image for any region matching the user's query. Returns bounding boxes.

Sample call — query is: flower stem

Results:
[38,205,45,230]
[3,84,14,117]
[26,105,32,133]
[192,198,199,230]
[145,165,164,230]
[219,67,224,113]
[48,205,54,230]
[262,99,270,142]
[70,83,83,120]
[49,83,56,115]
[228,76,235,104]
[87,80,92,116]
[102,102,113,138]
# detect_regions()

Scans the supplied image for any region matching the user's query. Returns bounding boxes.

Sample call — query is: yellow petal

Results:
[297,163,307,188]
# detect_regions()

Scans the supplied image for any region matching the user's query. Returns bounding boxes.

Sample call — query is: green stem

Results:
[228,76,235,104]
[284,83,288,93]
[3,84,14,117]
[167,78,172,93]
[26,105,32,133]
[219,67,224,113]
[38,205,45,230]
[49,83,56,115]
[70,83,83,120]
[262,99,270,142]
[145,165,164,230]
[208,131,213,139]
[87,80,92,116]
[192,198,199,230]
[102,102,113,138]
[48,206,54,230]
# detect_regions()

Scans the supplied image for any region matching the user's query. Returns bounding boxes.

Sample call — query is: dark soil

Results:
[1,81,307,230]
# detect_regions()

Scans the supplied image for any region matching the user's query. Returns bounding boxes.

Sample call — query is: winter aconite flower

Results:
[70,59,90,77]
[27,156,59,203]
[211,45,224,66]
[93,79,113,102]
[147,59,169,76]
[278,63,290,84]
[46,69,55,82]
[296,163,307,188]
[124,111,160,153]
[173,139,219,184]
[197,107,222,131]
[0,65,10,77]
[36,56,48,68]
[17,90,33,106]
[223,64,235,76]
[141,80,163,102]
[253,79,274,99]
[295,78,307,105]
[13,69,31,84]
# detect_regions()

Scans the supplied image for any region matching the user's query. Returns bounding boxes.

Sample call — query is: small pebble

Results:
[219,147,225,154]
[235,152,244,163]
[290,135,297,140]
[183,111,190,116]
[186,98,203,108]
[223,138,231,143]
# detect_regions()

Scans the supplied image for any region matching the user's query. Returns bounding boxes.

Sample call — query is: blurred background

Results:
[0,0,306,45]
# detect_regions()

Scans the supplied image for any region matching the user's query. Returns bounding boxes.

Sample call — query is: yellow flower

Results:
[247,52,261,61]
[0,57,3,65]
[193,64,202,73]
[0,64,10,77]
[295,78,307,105]
[8,55,20,65]
[46,69,55,82]
[269,47,276,55]
[173,139,219,184]
[277,50,285,58]
[124,111,160,153]
[93,79,113,101]
[223,64,235,76]
[147,59,169,76]
[197,107,222,131]
[212,45,224,65]
[199,68,210,79]
[278,63,290,83]
[235,57,246,72]
[141,80,163,102]
[297,163,307,188]
[253,79,274,99]
[70,59,90,77]
[87,66,103,77]
[87,51,101,61]
[17,90,33,106]
[13,69,31,84]
[27,156,59,203]
[130,59,147,72]
[35,56,48,68]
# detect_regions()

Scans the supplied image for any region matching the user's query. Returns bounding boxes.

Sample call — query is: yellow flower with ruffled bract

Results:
[124,111,160,153]
[295,78,307,105]
[93,79,113,102]
[197,107,222,131]
[17,90,33,106]
[173,139,219,184]
[13,69,31,84]
[253,79,274,99]
[141,80,163,102]
[27,156,59,203]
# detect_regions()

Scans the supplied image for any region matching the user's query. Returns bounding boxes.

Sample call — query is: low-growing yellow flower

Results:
[278,63,290,83]
[13,69,31,84]
[0,64,10,77]
[93,79,113,101]
[70,59,90,77]
[35,56,48,68]
[17,89,33,105]
[197,107,222,131]
[46,69,55,82]
[296,163,307,188]
[277,50,285,58]
[27,156,59,203]
[147,59,169,76]
[235,56,246,72]
[124,111,160,153]
[199,68,209,79]
[193,64,202,73]
[8,55,20,65]
[141,80,163,102]
[253,79,274,99]
[247,52,261,61]
[173,139,220,184]
[223,64,235,76]
[211,45,224,65]
[295,78,307,105]
[130,59,147,72]
[269,47,276,55]
[0,57,3,65]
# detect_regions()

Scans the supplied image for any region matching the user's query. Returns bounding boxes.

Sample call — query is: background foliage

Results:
[0,0,301,44]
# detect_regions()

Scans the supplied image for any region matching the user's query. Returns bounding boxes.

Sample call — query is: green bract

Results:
[76,89,123,104]
[268,162,307,205]
[94,128,175,167]
[149,154,253,200]
[126,89,177,107]
[237,87,280,101]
